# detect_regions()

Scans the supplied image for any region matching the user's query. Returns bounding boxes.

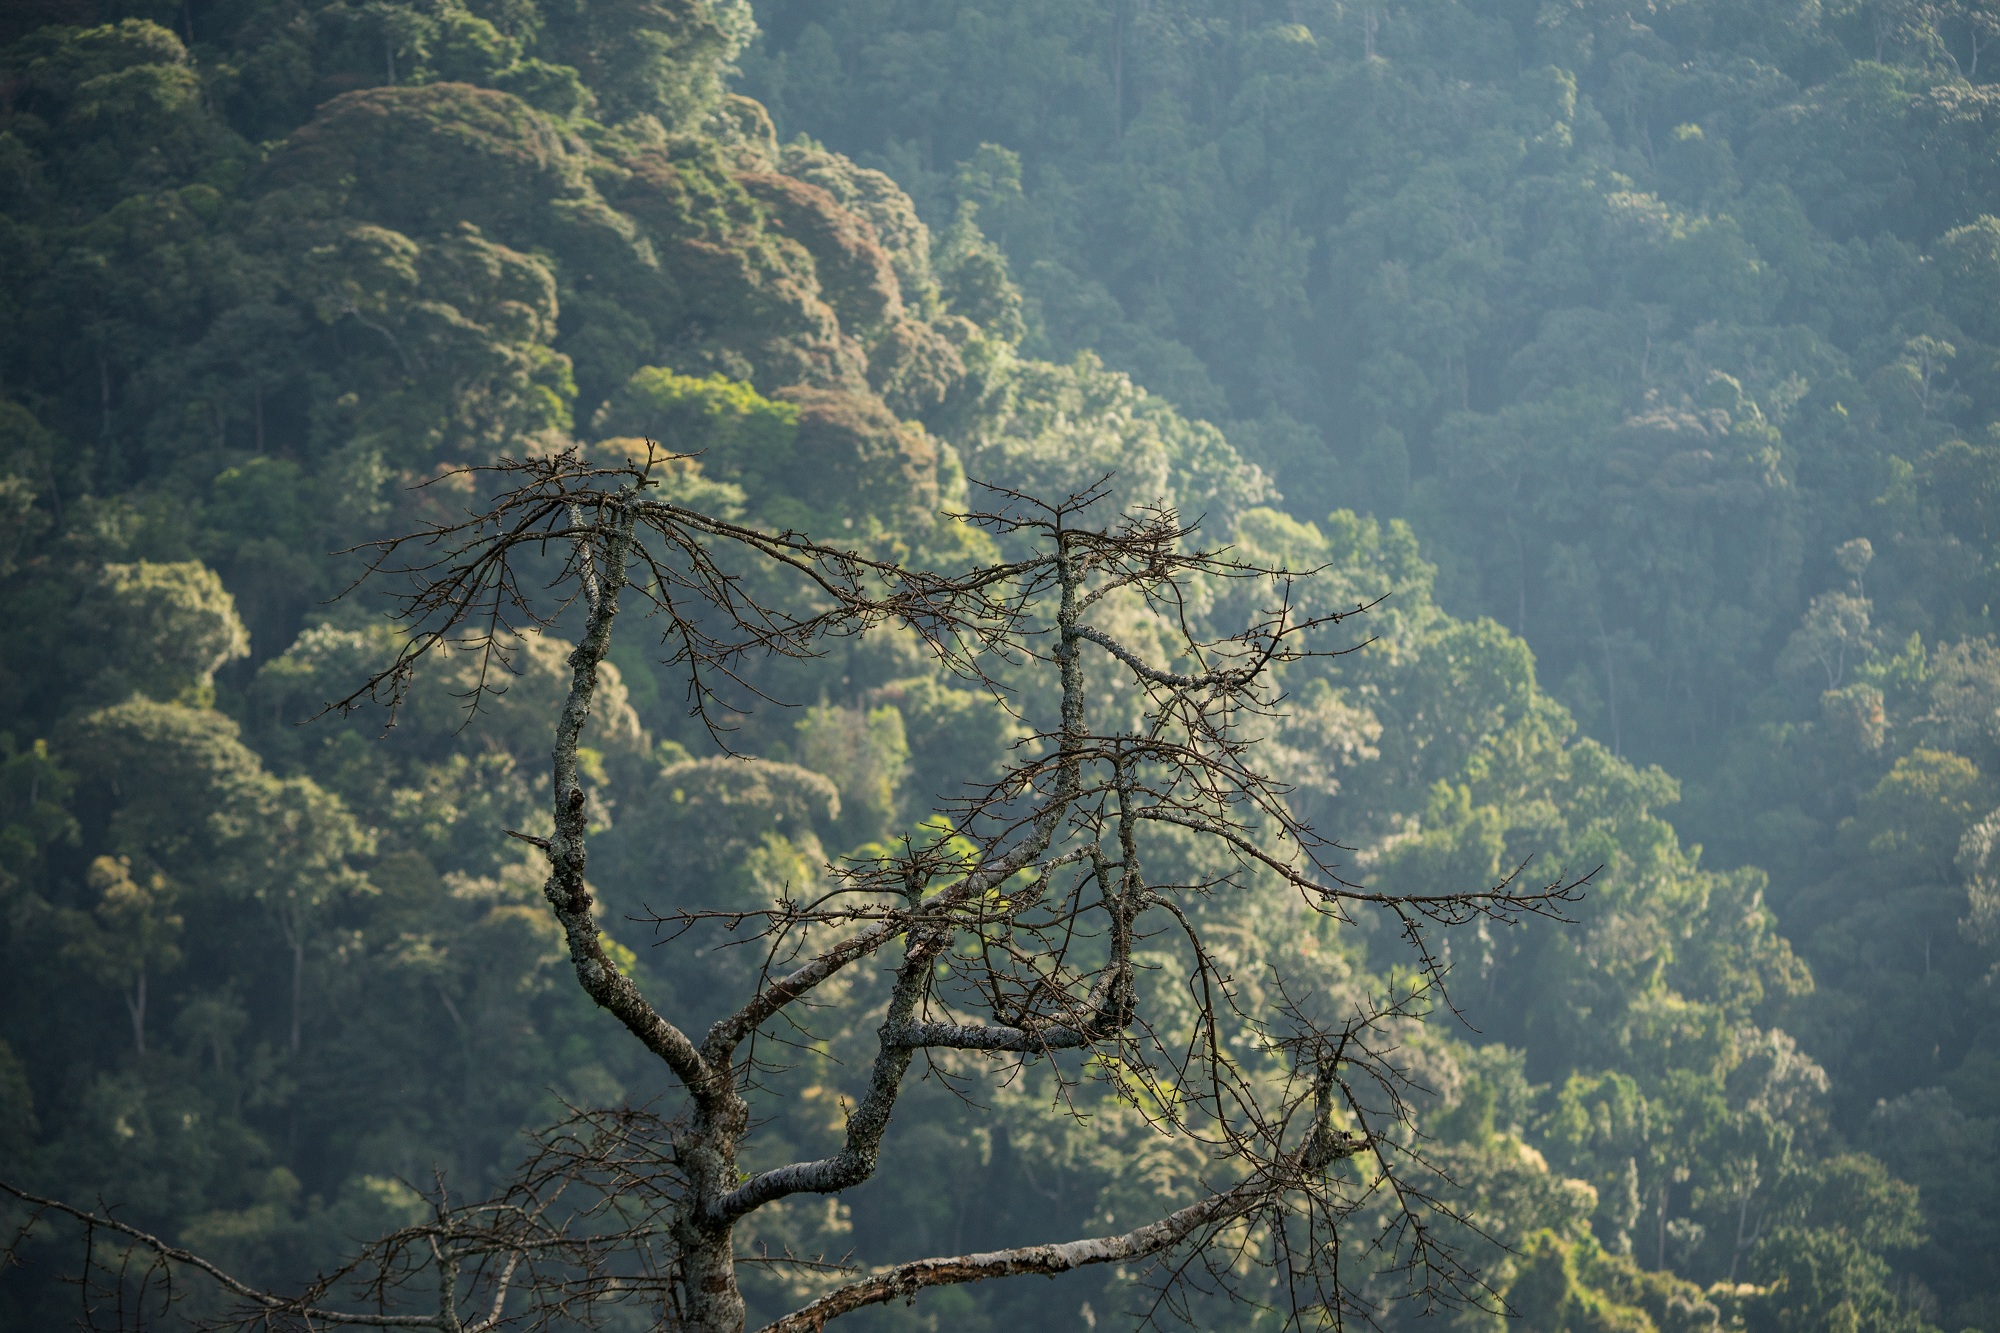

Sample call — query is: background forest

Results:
[0,0,1996,1329]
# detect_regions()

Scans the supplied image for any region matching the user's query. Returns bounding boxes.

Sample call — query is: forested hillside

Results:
[0,0,1994,1330]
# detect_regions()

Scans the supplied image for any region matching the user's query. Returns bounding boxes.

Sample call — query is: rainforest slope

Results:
[0,2,1987,1331]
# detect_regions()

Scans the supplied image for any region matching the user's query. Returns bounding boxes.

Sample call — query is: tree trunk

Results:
[1111,3,1125,138]
[1599,626,1622,756]
[1505,508,1526,632]
[126,969,147,1055]
[1728,1190,1751,1282]
[290,935,304,1054]
[681,1224,744,1333]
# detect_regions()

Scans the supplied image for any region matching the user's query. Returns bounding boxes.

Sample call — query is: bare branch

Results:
[0,1182,444,1328]
[753,1101,1363,1333]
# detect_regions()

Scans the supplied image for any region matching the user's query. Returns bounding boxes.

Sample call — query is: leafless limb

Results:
[327,444,1026,736]
[3,1108,683,1331]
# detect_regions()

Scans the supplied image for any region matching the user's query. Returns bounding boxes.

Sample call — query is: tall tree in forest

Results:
[4,450,1583,1331]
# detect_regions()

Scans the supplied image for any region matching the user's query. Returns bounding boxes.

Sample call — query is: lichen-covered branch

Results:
[751,1104,1362,1333]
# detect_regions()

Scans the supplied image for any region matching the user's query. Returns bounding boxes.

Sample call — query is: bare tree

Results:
[4,449,1585,1332]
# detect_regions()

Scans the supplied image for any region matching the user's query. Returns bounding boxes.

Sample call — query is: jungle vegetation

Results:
[0,0,1996,1329]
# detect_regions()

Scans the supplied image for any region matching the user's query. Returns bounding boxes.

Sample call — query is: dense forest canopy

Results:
[0,0,1996,1329]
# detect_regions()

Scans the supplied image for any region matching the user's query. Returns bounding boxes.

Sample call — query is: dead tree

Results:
[3,449,1585,1331]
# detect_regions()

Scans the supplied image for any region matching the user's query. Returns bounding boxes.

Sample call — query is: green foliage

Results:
[1840,748,1995,876]
[726,1,2000,1322]
[0,0,1989,1327]
[1747,1226,1928,1333]
[71,560,251,706]
[598,754,837,912]
[1506,1232,1676,1333]
[788,701,908,846]
[56,855,183,1051]
[596,365,801,490]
